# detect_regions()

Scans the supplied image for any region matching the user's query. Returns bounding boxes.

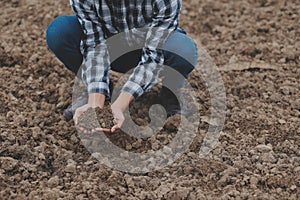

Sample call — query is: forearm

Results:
[111,92,134,112]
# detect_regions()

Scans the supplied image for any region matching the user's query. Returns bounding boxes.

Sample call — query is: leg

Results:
[163,29,198,89]
[46,15,86,120]
[46,15,83,74]
[109,29,198,86]
[109,29,198,78]
[160,29,198,116]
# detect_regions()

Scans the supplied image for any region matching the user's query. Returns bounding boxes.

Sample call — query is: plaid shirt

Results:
[70,0,181,99]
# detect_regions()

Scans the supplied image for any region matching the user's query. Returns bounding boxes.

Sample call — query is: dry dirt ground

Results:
[0,0,299,199]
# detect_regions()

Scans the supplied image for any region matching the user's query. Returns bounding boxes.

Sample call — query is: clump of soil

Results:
[77,106,115,130]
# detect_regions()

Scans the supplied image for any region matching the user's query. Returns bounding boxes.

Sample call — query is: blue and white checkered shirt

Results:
[70,0,181,99]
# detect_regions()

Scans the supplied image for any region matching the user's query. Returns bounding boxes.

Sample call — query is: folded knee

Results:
[46,15,81,53]
[165,32,198,67]
[46,16,65,51]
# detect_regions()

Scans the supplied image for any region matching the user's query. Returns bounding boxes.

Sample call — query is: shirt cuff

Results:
[121,80,144,99]
[87,82,110,97]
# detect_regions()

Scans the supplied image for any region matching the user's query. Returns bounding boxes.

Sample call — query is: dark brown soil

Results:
[0,0,299,199]
[77,107,115,130]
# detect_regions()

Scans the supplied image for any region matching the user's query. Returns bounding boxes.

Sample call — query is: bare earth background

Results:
[0,0,299,199]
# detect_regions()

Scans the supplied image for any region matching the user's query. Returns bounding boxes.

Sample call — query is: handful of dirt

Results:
[77,106,115,131]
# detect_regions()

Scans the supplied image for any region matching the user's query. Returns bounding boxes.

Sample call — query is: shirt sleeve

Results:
[71,0,110,96]
[121,0,181,99]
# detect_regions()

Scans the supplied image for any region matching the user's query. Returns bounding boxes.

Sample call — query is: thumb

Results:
[111,124,120,133]
[74,108,84,125]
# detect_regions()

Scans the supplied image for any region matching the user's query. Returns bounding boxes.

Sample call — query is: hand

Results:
[73,103,98,125]
[74,103,102,134]
[110,92,134,132]
[73,93,105,132]
[96,92,133,133]
[110,104,125,133]
[77,104,125,134]
[75,92,133,134]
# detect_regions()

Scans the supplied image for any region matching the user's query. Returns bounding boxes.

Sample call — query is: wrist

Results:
[88,93,106,108]
[112,92,134,112]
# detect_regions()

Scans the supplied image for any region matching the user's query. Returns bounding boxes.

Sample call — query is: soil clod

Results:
[77,107,115,130]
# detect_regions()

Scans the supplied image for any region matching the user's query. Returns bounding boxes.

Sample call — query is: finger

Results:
[103,128,112,133]
[74,106,87,124]
[76,125,83,131]
[100,128,112,133]
[73,110,82,125]
[73,114,78,125]
[89,127,111,134]
[112,117,124,132]
[117,119,124,129]
[92,127,104,132]
[111,124,120,133]
[90,128,101,134]
[77,125,92,134]
[77,126,87,133]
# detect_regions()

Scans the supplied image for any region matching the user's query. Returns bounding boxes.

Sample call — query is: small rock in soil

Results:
[0,157,18,171]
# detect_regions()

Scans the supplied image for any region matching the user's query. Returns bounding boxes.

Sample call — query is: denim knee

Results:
[164,32,198,78]
[46,16,64,52]
[46,15,82,53]
[164,31,198,68]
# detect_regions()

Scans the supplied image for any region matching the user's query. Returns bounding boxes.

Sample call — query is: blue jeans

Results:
[46,15,198,90]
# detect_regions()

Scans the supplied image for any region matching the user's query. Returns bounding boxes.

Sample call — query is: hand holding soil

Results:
[76,106,117,134]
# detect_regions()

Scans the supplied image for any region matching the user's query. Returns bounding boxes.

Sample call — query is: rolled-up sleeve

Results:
[71,0,110,96]
[121,0,181,99]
